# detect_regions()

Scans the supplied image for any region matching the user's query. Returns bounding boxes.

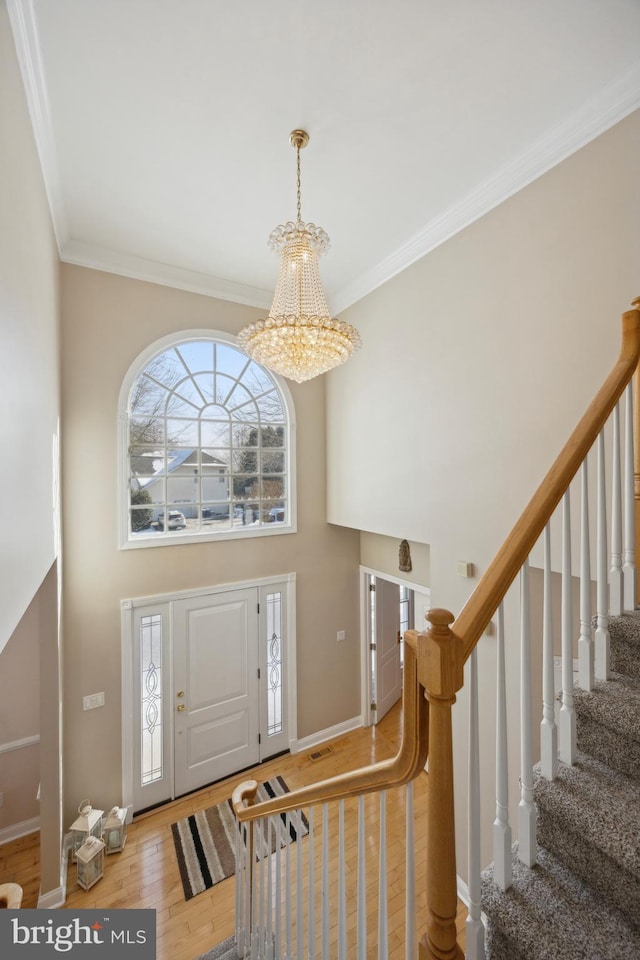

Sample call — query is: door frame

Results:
[120,573,297,818]
[359,565,430,727]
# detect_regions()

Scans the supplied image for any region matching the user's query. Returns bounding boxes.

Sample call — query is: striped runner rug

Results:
[171,775,308,901]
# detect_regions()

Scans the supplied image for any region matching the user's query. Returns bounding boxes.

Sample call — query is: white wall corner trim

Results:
[37,834,70,908]
[61,240,273,309]
[331,62,640,314]
[0,816,40,846]
[6,0,69,251]
[290,715,363,754]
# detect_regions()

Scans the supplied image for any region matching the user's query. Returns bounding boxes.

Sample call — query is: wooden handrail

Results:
[454,302,640,663]
[232,632,428,822]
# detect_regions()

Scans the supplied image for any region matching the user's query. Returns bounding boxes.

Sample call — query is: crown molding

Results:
[7,0,68,252]
[331,63,640,315]
[62,240,273,309]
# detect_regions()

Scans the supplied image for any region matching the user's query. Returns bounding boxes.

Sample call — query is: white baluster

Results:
[610,401,623,615]
[494,604,512,888]
[519,558,537,867]
[235,819,243,951]
[405,782,416,960]
[578,460,594,691]
[540,526,558,780]
[623,381,637,611]
[338,800,346,960]
[322,804,329,960]
[560,490,577,765]
[296,810,304,960]
[285,813,292,960]
[266,818,274,960]
[595,430,611,679]
[308,807,316,960]
[258,818,265,959]
[275,816,282,960]
[251,821,259,959]
[378,791,388,960]
[466,647,485,959]
[245,822,253,959]
[357,795,367,960]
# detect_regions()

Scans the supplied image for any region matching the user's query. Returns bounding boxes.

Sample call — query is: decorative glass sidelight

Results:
[140,614,163,785]
[266,592,283,737]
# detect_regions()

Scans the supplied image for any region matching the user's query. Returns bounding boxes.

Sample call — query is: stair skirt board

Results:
[482,614,640,959]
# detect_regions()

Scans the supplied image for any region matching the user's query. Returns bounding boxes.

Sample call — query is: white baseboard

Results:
[0,816,39,845]
[290,715,363,754]
[457,875,470,908]
[37,835,70,908]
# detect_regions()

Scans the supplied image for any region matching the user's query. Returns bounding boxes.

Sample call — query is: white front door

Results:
[173,588,260,797]
[374,577,403,723]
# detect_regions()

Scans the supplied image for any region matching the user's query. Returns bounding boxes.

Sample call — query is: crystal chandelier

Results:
[237,130,361,383]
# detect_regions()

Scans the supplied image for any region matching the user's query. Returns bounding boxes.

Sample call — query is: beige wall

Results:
[360,531,430,591]
[0,0,61,652]
[326,111,640,878]
[60,264,361,824]
[0,591,40,831]
[1,1,63,900]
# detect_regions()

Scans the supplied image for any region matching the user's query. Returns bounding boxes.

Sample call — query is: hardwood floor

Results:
[0,704,467,959]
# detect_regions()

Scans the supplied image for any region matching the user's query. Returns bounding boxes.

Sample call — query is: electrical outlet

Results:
[0,791,4,807]
[83,692,105,711]
[336,629,346,642]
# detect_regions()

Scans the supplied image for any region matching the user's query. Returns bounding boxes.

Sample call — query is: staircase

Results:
[482,613,640,959]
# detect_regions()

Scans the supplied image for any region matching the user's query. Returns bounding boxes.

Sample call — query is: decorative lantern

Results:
[69,799,104,862]
[75,836,105,891]
[102,805,127,854]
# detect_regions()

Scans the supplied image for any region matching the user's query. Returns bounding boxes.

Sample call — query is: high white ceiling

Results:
[9,0,640,312]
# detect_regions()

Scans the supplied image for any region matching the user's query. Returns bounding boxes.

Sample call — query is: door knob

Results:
[177,704,186,712]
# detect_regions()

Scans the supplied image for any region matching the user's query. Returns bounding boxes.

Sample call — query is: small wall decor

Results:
[69,800,104,863]
[399,539,412,573]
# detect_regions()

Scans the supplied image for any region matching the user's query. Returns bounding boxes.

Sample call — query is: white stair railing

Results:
[234,783,418,960]
[462,352,638,945]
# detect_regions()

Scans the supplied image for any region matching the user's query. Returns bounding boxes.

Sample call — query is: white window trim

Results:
[117,328,297,549]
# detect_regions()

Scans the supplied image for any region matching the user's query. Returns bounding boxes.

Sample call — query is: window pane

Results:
[266,593,283,736]
[140,615,163,785]
[125,336,291,544]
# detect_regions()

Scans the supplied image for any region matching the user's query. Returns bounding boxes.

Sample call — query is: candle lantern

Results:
[69,799,104,862]
[75,836,105,891]
[102,805,127,854]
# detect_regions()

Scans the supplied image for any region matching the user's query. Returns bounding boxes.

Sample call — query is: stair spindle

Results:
[541,525,558,780]
[560,490,577,765]
[405,782,416,960]
[285,812,292,960]
[595,430,611,679]
[623,380,637,611]
[357,794,367,960]
[519,557,537,867]
[494,604,512,887]
[296,809,304,960]
[579,460,594,691]
[322,804,329,960]
[378,791,389,960]
[338,800,346,960]
[611,400,624,615]
[466,647,485,959]
[308,806,316,960]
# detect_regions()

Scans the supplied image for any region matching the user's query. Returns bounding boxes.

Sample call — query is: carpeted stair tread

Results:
[534,751,640,926]
[574,673,640,779]
[482,844,640,960]
[194,935,239,960]
[608,613,640,678]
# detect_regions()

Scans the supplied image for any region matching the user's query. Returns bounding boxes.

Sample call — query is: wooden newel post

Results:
[418,608,465,960]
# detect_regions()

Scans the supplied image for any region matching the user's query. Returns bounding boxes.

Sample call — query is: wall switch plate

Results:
[0,791,4,806]
[83,692,105,711]
[336,629,346,642]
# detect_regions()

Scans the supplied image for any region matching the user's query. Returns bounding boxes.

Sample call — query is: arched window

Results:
[119,331,295,547]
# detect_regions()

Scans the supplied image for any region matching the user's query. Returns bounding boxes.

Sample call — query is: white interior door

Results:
[173,588,260,796]
[374,577,402,723]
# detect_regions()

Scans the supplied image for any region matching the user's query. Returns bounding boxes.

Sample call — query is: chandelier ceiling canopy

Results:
[237,130,362,383]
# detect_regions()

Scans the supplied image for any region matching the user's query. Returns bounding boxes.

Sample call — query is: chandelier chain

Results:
[296,144,302,224]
